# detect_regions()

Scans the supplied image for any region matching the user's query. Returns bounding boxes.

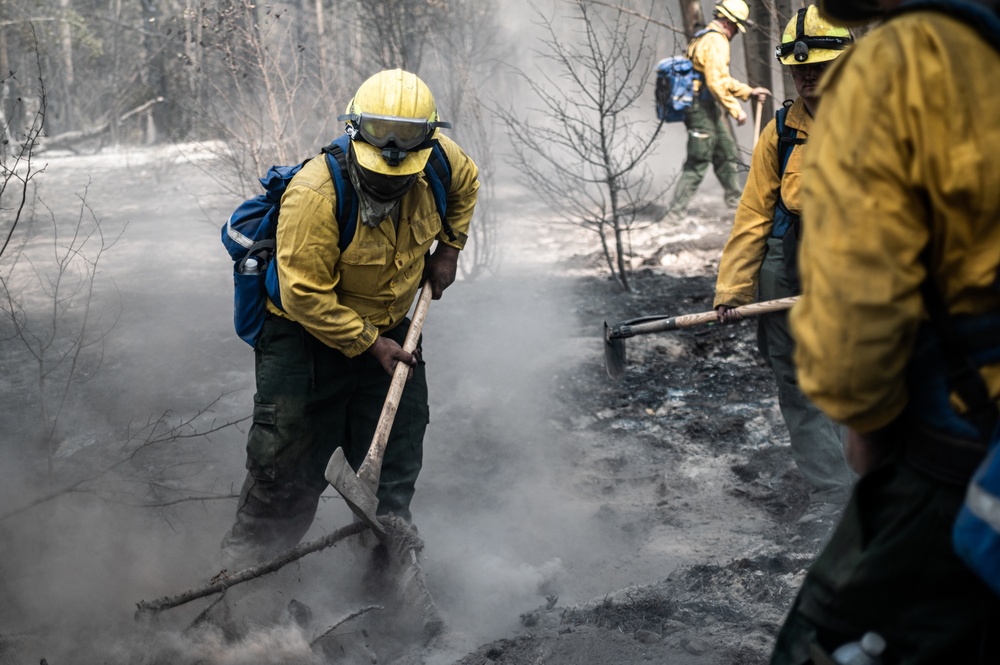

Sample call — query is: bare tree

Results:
[348,0,448,72]
[428,0,507,280]
[745,0,775,121]
[0,182,124,478]
[496,0,665,292]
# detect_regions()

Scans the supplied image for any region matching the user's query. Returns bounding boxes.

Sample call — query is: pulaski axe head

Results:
[325,447,387,540]
[604,321,627,381]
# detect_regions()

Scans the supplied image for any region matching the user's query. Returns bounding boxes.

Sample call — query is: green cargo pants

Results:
[757,237,853,505]
[769,450,1000,664]
[221,315,429,565]
[667,96,744,215]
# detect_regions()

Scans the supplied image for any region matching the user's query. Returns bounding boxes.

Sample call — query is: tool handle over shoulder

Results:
[357,283,433,493]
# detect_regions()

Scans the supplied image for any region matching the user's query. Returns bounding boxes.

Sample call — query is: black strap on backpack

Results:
[919,248,1000,441]
[891,0,1000,438]
[320,137,456,248]
[320,140,357,252]
[775,101,807,177]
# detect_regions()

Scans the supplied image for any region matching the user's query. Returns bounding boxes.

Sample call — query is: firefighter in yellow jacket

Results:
[715,6,854,523]
[769,1,1000,662]
[222,70,479,566]
[666,0,770,217]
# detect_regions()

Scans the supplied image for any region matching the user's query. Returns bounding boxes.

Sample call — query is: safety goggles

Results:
[337,112,451,151]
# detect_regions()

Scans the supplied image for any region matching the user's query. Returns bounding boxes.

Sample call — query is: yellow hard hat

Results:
[715,0,749,33]
[818,0,882,26]
[776,5,853,65]
[338,69,450,176]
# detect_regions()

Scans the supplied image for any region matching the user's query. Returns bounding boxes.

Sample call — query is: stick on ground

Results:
[310,605,383,647]
[135,521,367,620]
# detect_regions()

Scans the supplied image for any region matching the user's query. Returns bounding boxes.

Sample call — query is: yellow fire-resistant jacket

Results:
[689,20,754,120]
[266,134,479,357]
[792,12,1000,432]
[715,97,811,308]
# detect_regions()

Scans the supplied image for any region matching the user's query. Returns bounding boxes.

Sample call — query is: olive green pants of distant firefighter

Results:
[769,452,1000,664]
[221,315,428,566]
[668,97,744,215]
[757,237,853,505]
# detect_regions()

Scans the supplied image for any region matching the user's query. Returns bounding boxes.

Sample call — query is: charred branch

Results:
[134,521,367,619]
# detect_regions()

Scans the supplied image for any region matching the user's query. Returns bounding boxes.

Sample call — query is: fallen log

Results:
[134,521,366,620]
[37,96,164,153]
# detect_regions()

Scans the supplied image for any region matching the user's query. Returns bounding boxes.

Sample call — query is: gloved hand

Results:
[750,86,772,103]
[423,243,460,300]
[716,304,744,324]
[368,336,416,378]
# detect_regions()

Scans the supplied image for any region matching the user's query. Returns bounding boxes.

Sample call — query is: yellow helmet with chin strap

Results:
[338,69,451,177]
[715,0,749,33]
[776,5,853,65]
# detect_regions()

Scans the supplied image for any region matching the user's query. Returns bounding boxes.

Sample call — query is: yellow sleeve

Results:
[715,118,781,308]
[695,31,753,119]
[791,28,929,432]
[436,134,479,249]
[273,157,379,357]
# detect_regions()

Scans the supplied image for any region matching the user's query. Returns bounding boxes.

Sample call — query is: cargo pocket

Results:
[410,213,442,249]
[339,241,386,294]
[245,402,278,481]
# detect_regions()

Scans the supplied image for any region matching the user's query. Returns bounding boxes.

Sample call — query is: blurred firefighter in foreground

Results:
[715,6,854,525]
[222,69,479,566]
[770,0,1000,662]
[666,0,771,218]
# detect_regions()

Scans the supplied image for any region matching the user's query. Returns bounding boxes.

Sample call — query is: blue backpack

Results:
[654,28,717,122]
[221,134,453,347]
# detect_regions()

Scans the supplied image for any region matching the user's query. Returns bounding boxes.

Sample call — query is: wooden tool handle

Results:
[357,283,433,492]
[752,98,764,148]
[622,296,800,337]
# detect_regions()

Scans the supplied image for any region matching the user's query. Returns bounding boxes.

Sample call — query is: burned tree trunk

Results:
[679,0,705,39]
[745,0,775,121]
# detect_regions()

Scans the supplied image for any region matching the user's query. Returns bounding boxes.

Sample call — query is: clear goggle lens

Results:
[337,113,451,150]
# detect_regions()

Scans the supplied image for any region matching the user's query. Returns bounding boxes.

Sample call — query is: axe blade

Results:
[325,447,386,539]
[604,321,627,381]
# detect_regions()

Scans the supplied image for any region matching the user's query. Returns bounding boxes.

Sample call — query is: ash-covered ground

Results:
[0,146,840,665]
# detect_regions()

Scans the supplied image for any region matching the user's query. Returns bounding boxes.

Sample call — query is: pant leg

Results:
[770,453,1000,664]
[758,237,853,504]
[709,105,744,208]
[340,320,429,522]
[221,316,352,566]
[668,99,717,215]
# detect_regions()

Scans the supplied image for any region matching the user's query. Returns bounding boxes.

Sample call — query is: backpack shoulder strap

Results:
[423,141,457,242]
[775,101,806,178]
[321,134,358,252]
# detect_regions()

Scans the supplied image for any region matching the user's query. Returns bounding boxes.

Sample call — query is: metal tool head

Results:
[604,321,627,381]
[325,447,386,539]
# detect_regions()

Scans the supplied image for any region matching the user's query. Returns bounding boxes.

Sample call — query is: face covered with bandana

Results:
[347,145,418,229]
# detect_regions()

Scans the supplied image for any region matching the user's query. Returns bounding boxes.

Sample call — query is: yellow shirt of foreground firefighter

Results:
[791,14,1000,433]
[769,8,1000,664]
